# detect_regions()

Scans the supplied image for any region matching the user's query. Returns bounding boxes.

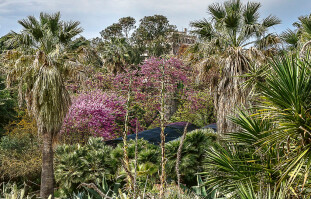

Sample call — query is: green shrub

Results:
[54,137,118,197]
[112,139,160,164]
[112,139,160,190]
[170,90,215,127]
[0,136,28,152]
[165,128,217,186]
[55,129,218,197]
[0,113,41,184]
[0,75,17,136]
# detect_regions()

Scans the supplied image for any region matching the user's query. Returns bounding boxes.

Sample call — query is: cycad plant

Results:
[4,12,83,198]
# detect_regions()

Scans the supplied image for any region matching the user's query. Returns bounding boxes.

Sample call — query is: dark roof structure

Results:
[105,122,198,146]
[202,123,217,132]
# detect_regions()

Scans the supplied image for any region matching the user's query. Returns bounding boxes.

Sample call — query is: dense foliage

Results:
[166,128,216,186]
[202,54,311,198]
[0,75,16,136]
[54,129,215,198]
[0,112,41,188]
[1,1,311,198]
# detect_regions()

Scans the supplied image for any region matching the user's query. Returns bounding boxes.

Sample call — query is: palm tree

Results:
[203,109,277,196]
[185,0,280,134]
[4,12,82,198]
[281,14,311,55]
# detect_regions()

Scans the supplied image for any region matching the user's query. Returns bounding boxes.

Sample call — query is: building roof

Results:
[105,122,199,146]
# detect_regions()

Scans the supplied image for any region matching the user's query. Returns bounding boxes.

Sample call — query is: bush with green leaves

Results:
[0,113,41,184]
[55,137,160,197]
[55,129,220,197]
[112,139,160,165]
[112,139,160,189]
[54,137,118,197]
[165,128,217,186]
[0,75,17,136]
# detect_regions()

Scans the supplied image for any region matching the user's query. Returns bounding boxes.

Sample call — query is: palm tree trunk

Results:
[40,127,54,199]
[215,53,250,134]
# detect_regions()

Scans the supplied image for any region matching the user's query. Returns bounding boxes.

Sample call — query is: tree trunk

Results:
[40,128,54,199]
[214,53,250,134]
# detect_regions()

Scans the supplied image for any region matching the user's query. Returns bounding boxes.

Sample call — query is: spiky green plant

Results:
[202,53,311,198]
[256,53,311,195]
[166,128,217,186]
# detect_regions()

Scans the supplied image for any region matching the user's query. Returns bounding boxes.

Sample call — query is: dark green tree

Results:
[0,75,17,136]
[100,23,123,40]
[133,15,177,56]
[118,16,136,38]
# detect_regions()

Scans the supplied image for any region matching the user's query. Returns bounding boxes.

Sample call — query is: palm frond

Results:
[228,109,271,145]
[300,15,311,39]
[262,15,281,28]
[281,29,299,49]
[208,3,226,21]
[243,2,260,25]
[190,18,214,40]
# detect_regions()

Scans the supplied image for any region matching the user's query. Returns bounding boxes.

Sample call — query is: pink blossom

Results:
[61,90,137,140]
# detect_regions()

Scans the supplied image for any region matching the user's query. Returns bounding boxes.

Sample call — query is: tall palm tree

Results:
[185,0,280,134]
[4,12,82,198]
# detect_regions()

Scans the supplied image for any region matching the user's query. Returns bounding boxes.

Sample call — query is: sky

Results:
[0,0,310,39]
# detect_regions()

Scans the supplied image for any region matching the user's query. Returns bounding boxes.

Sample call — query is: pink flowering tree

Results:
[61,90,136,141]
[114,57,191,128]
